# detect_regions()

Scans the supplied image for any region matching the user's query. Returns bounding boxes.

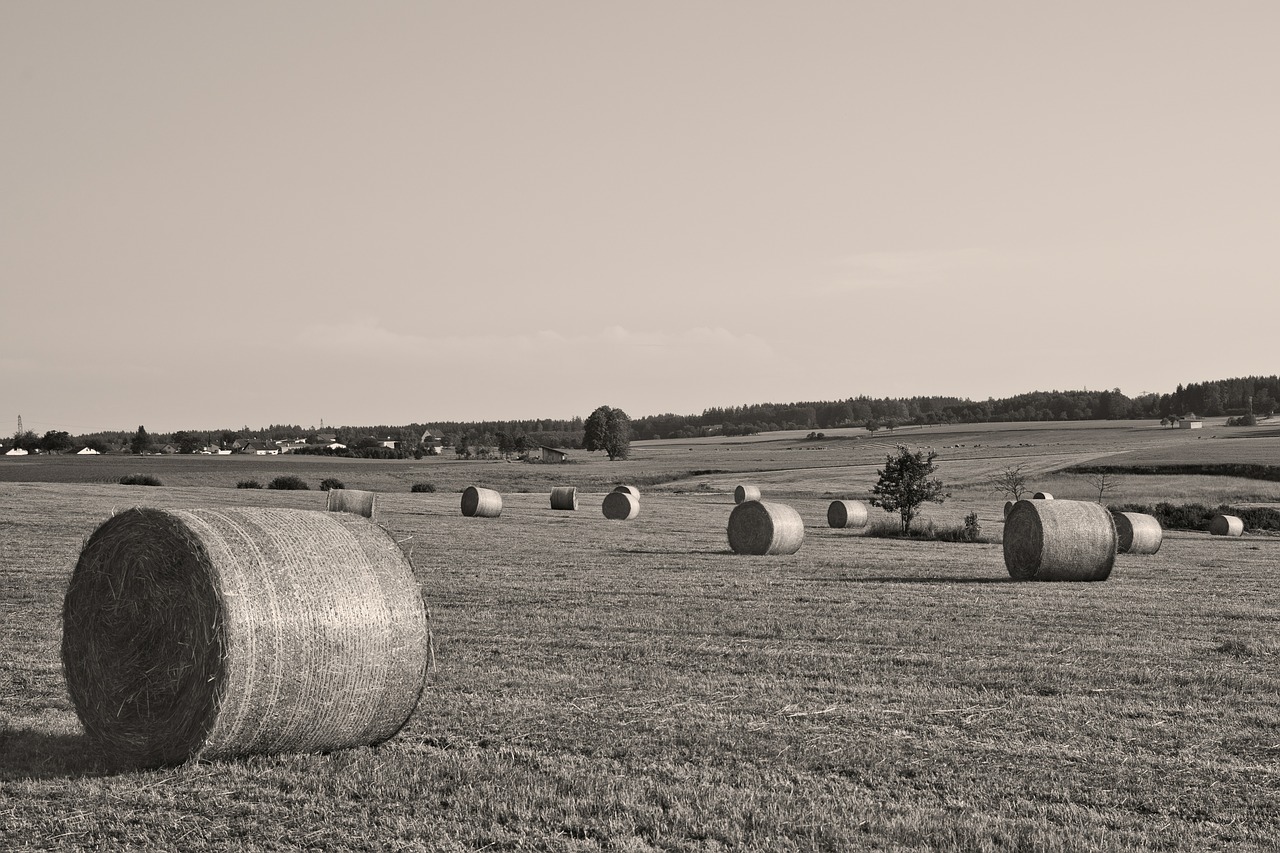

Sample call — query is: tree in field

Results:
[1084,471,1121,504]
[11,430,39,451]
[172,430,203,454]
[988,464,1029,501]
[39,430,73,454]
[583,405,631,461]
[129,425,151,455]
[869,445,949,534]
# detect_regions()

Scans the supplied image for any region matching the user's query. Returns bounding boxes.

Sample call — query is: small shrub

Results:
[119,473,162,486]
[320,478,345,491]
[236,479,263,489]
[410,482,437,493]
[267,475,310,491]
[962,511,982,542]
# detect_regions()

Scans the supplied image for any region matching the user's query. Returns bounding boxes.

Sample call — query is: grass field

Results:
[3,420,1280,850]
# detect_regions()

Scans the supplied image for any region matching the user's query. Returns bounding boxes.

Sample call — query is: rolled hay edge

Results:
[1032,492,1054,500]
[728,499,805,556]
[1210,514,1244,537]
[550,486,578,511]
[602,491,640,520]
[1110,510,1163,554]
[61,506,429,768]
[1003,499,1116,581]
[461,486,503,518]
[827,500,869,529]
[326,488,377,519]
[612,485,640,498]
[734,484,761,504]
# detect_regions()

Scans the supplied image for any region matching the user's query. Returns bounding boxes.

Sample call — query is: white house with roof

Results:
[1179,414,1203,429]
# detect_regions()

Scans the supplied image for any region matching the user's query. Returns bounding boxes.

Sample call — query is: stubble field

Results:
[2,419,1279,850]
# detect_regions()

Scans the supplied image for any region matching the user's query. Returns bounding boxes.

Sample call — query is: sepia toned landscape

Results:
[3,418,1278,850]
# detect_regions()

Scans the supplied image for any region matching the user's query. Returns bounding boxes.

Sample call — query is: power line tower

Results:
[17,415,22,435]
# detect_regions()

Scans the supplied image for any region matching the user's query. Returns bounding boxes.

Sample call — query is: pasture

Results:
[2,419,1279,850]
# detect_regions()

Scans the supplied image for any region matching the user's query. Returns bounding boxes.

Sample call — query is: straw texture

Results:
[613,485,640,498]
[1111,511,1163,554]
[1003,499,1116,581]
[728,500,805,556]
[550,486,578,511]
[827,500,869,529]
[1033,492,1054,500]
[326,488,377,519]
[1210,514,1244,536]
[461,486,502,518]
[61,507,429,768]
[734,485,761,504]
[602,491,640,521]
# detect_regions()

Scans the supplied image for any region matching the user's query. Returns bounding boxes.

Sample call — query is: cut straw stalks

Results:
[728,500,805,555]
[827,500,869,530]
[1210,514,1244,537]
[602,491,640,520]
[550,486,578,511]
[461,486,503,518]
[61,507,429,769]
[1110,511,1163,554]
[734,484,761,504]
[1003,499,1116,581]
[326,488,377,519]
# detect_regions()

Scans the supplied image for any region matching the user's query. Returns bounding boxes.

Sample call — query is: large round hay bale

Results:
[1003,500,1014,519]
[827,500,869,529]
[1033,492,1054,500]
[326,488,377,519]
[1111,511,1162,554]
[1210,514,1244,537]
[727,500,805,556]
[461,486,502,518]
[61,507,429,768]
[550,486,578,511]
[613,485,640,498]
[734,484,761,504]
[602,491,640,521]
[1003,499,1116,581]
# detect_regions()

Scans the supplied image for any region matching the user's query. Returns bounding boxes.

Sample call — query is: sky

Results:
[3,2,1277,435]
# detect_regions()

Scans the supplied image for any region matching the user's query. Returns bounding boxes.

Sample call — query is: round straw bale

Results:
[1003,499,1116,581]
[550,486,578,511]
[602,491,640,521]
[326,488,377,519]
[1033,492,1054,500]
[827,500,869,529]
[1210,514,1244,537]
[728,500,805,556]
[613,485,640,498]
[734,484,761,504]
[1110,511,1162,554]
[461,486,502,518]
[1003,500,1014,519]
[61,507,429,768]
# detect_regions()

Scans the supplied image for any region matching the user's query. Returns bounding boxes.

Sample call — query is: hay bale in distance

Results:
[827,500,869,529]
[728,500,805,556]
[1111,511,1162,554]
[61,507,429,768]
[602,491,640,521]
[1033,492,1054,500]
[613,485,640,498]
[1003,499,1116,581]
[1210,514,1244,537]
[734,484,761,504]
[1003,500,1014,519]
[550,486,578,511]
[326,488,377,520]
[461,486,502,518]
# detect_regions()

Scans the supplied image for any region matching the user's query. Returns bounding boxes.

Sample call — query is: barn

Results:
[540,445,568,463]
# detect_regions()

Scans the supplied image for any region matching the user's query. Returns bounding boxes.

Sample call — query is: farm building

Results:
[4,447,28,456]
[420,430,444,455]
[277,440,309,453]
[76,447,100,455]
[540,445,568,463]
[1179,414,1203,429]
[379,438,400,450]
[239,442,280,455]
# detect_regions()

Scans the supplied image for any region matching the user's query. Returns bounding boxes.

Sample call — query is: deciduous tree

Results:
[870,445,949,534]
[583,405,631,461]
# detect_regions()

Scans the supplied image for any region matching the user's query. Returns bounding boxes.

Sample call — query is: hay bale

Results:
[550,486,578,511]
[1033,492,1054,500]
[1003,499,1116,581]
[727,500,805,555]
[61,507,429,768]
[826,500,869,529]
[734,484,761,504]
[1111,511,1162,554]
[1210,514,1244,537]
[326,488,377,519]
[461,486,502,518]
[602,491,640,521]
[613,485,640,498]
[1003,500,1014,519]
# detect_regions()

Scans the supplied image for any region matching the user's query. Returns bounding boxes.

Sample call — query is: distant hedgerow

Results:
[267,475,310,491]
[119,473,162,486]
[236,479,263,489]
[410,482,437,493]
[319,478,345,491]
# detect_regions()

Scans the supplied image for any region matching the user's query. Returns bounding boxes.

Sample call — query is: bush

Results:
[267,475,310,491]
[119,473,162,486]
[319,478,345,491]
[1110,501,1280,533]
[236,479,263,489]
[410,482,437,493]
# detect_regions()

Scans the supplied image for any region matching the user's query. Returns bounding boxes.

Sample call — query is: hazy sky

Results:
[3,2,1277,434]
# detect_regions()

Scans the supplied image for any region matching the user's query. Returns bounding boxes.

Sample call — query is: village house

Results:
[1179,414,1204,429]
